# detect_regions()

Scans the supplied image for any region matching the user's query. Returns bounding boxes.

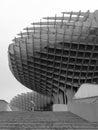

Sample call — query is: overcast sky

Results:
[0,0,98,102]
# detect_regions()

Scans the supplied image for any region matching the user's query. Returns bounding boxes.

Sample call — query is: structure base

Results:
[53,104,68,111]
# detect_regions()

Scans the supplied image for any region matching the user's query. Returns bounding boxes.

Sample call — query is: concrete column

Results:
[53,92,67,104]
[53,89,75,104]
[52,89,75,111]
[66,88,75,102]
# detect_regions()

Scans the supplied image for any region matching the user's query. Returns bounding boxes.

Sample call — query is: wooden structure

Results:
[8,10,98,104]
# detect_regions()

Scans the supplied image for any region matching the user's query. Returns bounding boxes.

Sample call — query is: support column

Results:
[52,88,75,111]
[53,92,68,111]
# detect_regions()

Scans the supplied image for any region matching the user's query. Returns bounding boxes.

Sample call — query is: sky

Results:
[0,0,98,103]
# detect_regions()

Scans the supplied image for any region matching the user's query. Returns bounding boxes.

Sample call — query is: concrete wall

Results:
[0,100,12,111]
[74,83,98,99]
[53,104,68,111]
[68,100,98,122]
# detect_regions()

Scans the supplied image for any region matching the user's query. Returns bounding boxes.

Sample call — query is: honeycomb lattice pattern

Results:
[10,92,52,111]
[8,10,98,98]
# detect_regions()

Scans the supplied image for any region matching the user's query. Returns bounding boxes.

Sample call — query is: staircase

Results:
[0,111,98,130]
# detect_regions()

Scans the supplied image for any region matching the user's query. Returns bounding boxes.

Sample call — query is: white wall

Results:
[74,84,98,99]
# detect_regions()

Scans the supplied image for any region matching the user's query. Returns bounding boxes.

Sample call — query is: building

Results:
[8,10,98,106]
[10,92,52,111]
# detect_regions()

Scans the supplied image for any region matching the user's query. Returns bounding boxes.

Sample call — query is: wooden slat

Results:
[62,10,90,16]
[43,16,84,21]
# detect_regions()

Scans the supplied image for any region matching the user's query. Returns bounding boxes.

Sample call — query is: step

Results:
[0,111,97,130]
